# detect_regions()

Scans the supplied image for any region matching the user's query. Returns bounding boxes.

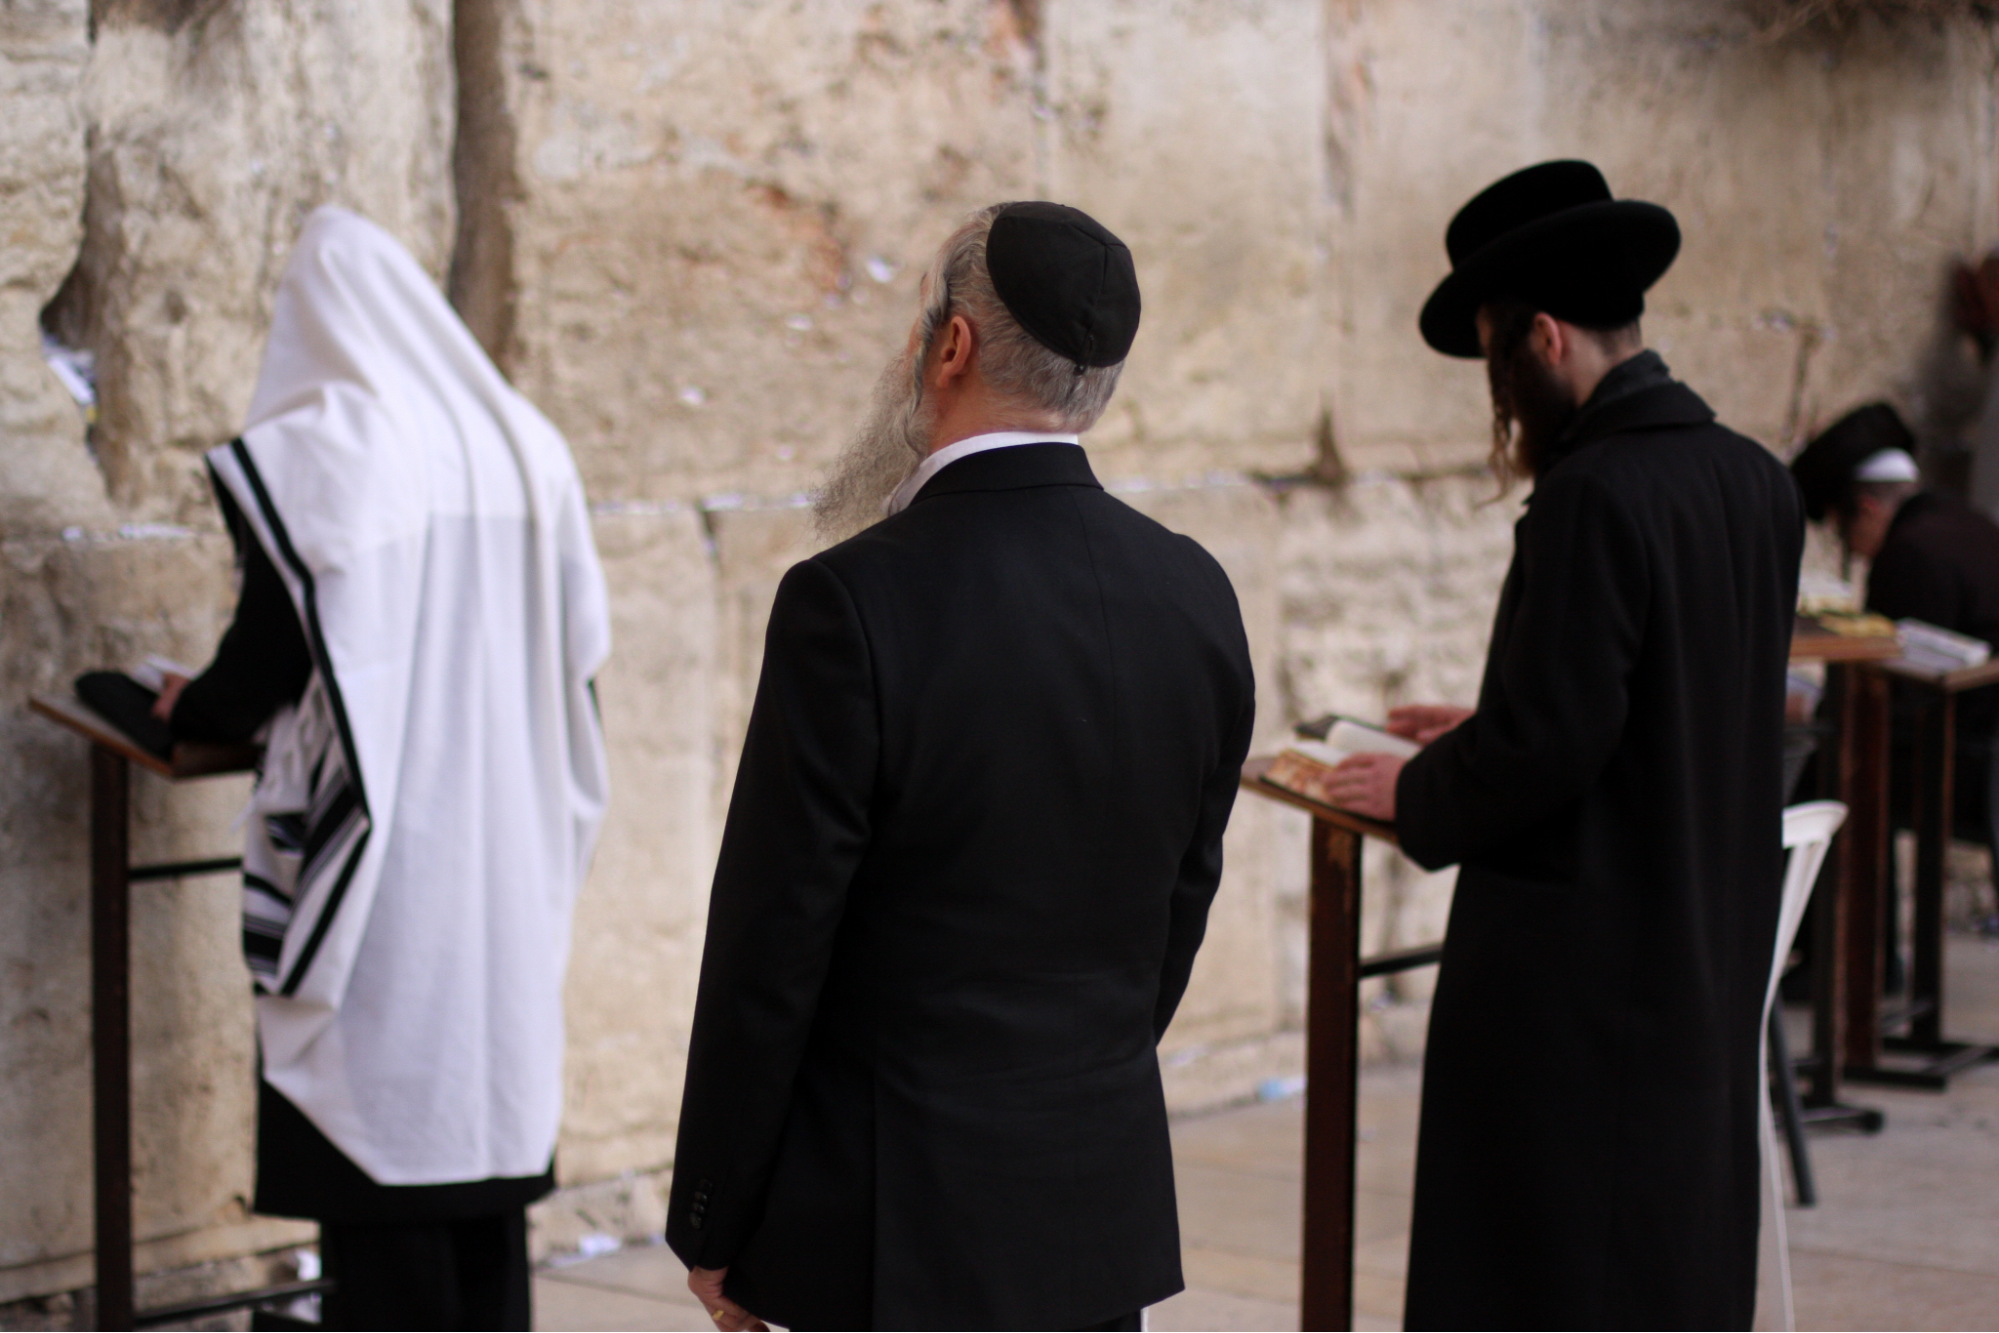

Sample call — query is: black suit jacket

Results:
[1396,375,1803,1330]
[666,443,1255,1331]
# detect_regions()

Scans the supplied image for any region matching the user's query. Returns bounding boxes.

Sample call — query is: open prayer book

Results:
[1262,718,1420,810]
[1896,619,1992,673]
[71,655,193,761]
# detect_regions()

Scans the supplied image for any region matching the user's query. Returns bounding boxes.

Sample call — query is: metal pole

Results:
[1300,818,1360,1332]
[90,744,135,1331]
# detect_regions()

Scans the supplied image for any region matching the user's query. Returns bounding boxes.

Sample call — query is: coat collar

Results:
[1568,379,1716,445]
[909,441,1103,505]
[1561,351,1714,450]
[1529,357,1717,495]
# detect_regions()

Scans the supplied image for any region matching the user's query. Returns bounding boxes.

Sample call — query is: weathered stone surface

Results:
[0,0,106,539]
[560,508,719,1184]
[1324,0,1999,472]
[46,0,456,522]
[502,0,1041,503]
[1039,1,1324,483]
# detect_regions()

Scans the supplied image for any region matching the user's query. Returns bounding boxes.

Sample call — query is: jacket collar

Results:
[909,441,1103,505]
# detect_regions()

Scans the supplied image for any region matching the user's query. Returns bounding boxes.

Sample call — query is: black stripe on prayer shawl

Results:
[301,775,362,879]
[227,438,374,998]
[244,871,292,904]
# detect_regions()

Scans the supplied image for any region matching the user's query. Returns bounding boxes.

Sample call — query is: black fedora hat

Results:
[1420,160,1681,358]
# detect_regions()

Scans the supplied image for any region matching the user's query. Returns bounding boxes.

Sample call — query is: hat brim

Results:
[1419,200,1681,358]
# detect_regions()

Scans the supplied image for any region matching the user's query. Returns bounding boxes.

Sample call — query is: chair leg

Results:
[1770,1007,1818,1208]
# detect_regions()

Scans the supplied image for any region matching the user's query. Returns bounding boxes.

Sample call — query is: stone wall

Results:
[1,0,1995,1305]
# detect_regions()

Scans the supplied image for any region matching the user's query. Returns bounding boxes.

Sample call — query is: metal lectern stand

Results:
[30,693,328,1331]
[1240,758,1440,1333]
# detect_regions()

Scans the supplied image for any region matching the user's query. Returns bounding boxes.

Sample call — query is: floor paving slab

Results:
[541,1241,704,1304]
[535,934,1999,1332]
[1788,1249,1999,1332]
[534,1272,716,1332]
[1148,1284,1298,1332]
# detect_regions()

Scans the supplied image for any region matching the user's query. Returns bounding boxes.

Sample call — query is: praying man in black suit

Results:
[666,202,1257,1333]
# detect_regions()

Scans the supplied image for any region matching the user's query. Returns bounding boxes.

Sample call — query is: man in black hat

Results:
[1326,161,1803,1328]
[1791,402,1999,973]
[664,202,1255,1332]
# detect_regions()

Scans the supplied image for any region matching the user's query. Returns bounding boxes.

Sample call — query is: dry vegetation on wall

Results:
[1751,0,1995,35]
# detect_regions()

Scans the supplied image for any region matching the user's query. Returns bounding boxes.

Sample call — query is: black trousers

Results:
[320,1210,531,1331]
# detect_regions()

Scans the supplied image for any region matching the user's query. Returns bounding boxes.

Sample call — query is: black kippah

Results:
[985,202,1141,369]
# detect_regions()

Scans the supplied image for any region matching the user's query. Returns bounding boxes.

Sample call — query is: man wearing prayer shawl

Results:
[153,206,611,1330]
[1324,162,1804,1329]
[665,203,1256,1332]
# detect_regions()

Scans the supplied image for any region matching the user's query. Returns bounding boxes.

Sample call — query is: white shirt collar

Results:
[886,431,1081,516]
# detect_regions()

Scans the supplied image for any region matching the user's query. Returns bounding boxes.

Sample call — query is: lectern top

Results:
[1871,655,1999,693]
[29,693,260,779]
[1240,755,1399,845]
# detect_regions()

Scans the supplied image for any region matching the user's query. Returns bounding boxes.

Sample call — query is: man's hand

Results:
[688,1266,767,1332]
[150,672,190,722]
[1385,703,1473,747]
[1326,752,1405,822]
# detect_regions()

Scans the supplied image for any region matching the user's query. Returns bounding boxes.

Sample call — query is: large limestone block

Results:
[1321,0,1542,474]
[561,507,721,1182]
[0,530,265,1280]
[0,0,111,538]
[504,0,1040,503]
[1040,1,1324,482]
[1278,474,1515,725]
[705,502,822,809]
[1322,0,1999,470]
[48,0,455,523]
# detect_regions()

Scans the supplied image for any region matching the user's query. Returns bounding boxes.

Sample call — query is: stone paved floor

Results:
[535,934,1999,1331]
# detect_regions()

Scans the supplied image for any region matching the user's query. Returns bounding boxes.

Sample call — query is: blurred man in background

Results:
[1792,402,1999,979]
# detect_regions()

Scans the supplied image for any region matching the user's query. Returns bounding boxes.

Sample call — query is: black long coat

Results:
[1395,377,1804,1330]
[666,443,1255,1331]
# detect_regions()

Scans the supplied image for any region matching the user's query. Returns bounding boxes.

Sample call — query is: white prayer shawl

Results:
[208,206,610,1185]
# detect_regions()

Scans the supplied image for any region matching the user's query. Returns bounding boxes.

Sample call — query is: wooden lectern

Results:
[1240,758,1431,1333]
[29,693,329,1330]
[1841,654,1999,1090]
[1242,620,1899,1329]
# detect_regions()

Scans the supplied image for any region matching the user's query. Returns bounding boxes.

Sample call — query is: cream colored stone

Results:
[1040,1,1325,482]
[560,509,720,1183]
[51,1,456,522]
[0,0,107,539]
[503,0,1041,502]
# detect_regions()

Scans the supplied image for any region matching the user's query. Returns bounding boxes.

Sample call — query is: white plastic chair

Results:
[1762,800,1847,1332]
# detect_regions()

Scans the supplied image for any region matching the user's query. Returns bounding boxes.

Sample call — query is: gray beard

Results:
[812,348,934,543]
